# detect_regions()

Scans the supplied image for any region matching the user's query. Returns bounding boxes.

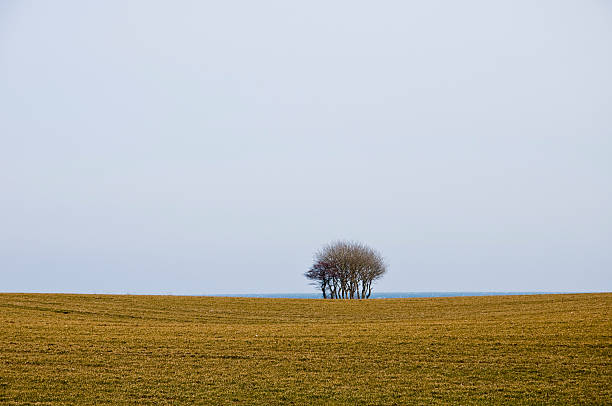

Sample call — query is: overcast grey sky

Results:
[1,1,611,294]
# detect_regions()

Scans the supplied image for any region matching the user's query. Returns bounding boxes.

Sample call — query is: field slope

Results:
[1,293,610,404]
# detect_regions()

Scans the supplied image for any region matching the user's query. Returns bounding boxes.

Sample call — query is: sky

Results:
[1,1,611,295]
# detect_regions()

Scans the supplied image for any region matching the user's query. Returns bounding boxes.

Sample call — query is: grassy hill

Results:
[1,293,610,404]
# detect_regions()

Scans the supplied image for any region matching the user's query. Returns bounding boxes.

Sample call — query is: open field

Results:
[0,293,610,405]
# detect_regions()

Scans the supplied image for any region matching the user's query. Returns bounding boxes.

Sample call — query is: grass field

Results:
[0,293,610,404]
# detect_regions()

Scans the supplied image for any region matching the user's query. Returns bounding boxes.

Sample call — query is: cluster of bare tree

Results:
[305,241,387,299]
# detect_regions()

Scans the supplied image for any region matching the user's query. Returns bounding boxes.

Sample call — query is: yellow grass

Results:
[0,293,610,404]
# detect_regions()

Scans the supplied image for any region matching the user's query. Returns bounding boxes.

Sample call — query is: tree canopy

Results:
[305,241,387,299]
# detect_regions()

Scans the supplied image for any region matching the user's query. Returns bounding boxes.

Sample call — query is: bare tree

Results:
[306,241,387,299]
[304,260,332,299]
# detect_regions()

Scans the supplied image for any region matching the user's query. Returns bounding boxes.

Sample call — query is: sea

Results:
[209,292,564,299]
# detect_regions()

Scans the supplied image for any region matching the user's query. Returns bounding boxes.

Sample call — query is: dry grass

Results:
[0,293,610,404]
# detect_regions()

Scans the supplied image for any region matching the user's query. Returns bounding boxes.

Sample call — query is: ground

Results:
[0,293,610,404]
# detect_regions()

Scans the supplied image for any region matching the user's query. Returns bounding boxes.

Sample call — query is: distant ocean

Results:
[209,292,565,299]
